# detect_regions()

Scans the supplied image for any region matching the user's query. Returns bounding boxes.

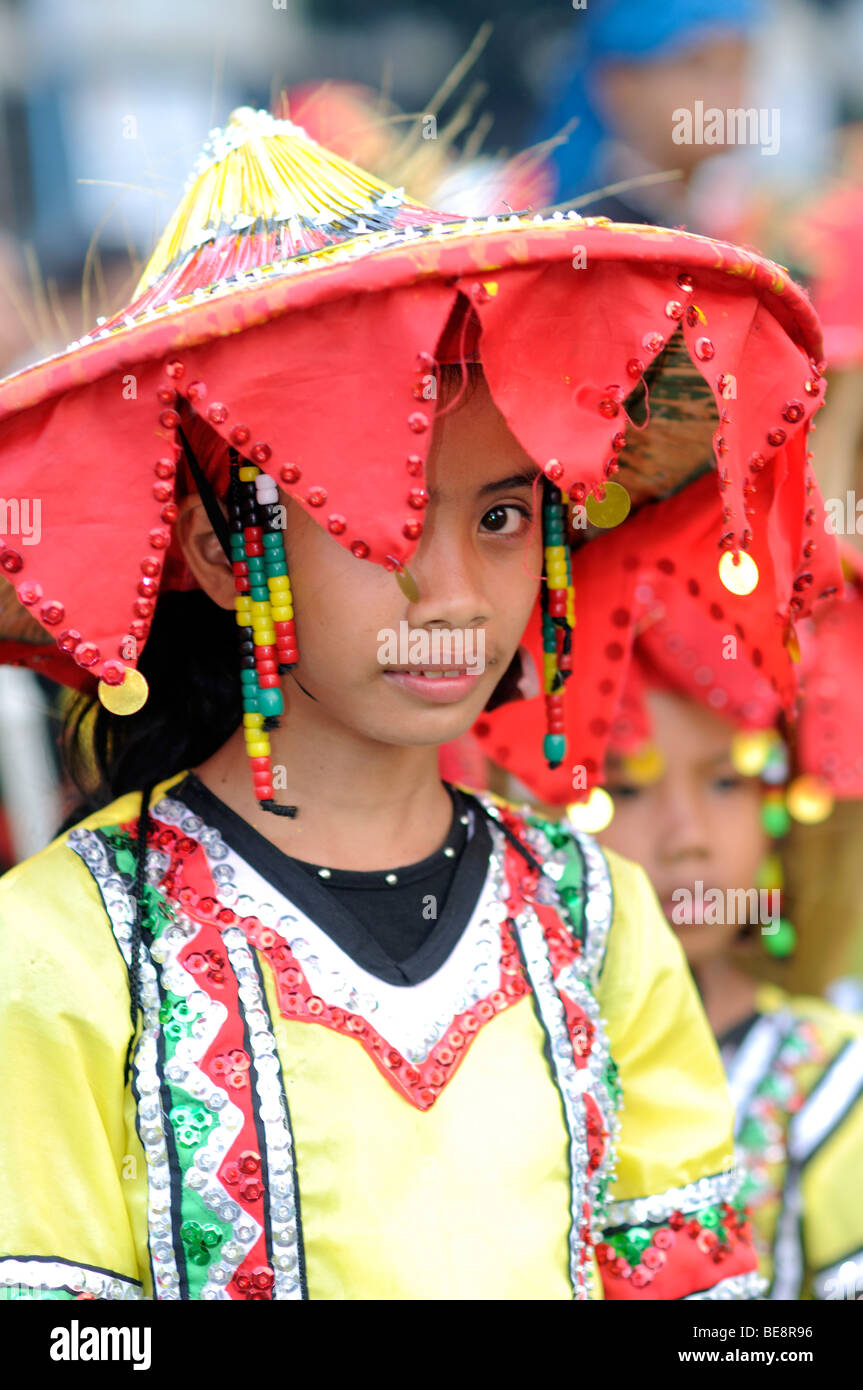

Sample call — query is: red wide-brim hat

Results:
[0,107,842,790]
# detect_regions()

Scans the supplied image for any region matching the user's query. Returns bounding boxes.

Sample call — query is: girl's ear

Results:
[174,494,236,612]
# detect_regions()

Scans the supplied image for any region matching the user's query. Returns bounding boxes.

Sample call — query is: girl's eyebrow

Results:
[477,467,541,498]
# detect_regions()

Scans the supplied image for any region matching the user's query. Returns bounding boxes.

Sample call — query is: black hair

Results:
[61,590,241,823]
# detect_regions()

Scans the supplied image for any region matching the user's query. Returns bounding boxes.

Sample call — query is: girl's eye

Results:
[480,504,531,536]
[711,774,744,793]
[605,782,641,801]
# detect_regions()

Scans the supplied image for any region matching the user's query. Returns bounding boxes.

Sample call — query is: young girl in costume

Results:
[0,107,840,1301]
[576,552,863,1299]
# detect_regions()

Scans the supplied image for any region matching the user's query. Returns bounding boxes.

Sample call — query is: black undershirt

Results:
[172,773,493,987]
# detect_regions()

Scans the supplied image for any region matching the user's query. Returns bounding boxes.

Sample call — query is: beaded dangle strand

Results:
[227,450,299,816]
[541,480,575,769]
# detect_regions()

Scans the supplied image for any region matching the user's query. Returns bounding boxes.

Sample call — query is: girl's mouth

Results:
[382,668,484,702]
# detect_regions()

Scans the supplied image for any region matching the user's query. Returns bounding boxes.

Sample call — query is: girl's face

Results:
[266,371,544,750]
[599,688,769,969]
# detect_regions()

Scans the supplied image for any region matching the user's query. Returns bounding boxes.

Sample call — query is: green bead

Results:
[240,669,257,685]
[188,1249,211,1267]
[250,586,270,601]
[626,1228,653,1255]
[700,1207,720,1229]
[180,1221,203,1245]
[761,801,790,837]
[202,1226,223,1248]
[258,686,283,718]
[263,532,282,548]
[544,733,566,766]
[763,918,796,958]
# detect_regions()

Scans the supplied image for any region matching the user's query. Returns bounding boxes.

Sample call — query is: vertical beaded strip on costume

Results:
[541,482,575,769]
[228,452,299,809]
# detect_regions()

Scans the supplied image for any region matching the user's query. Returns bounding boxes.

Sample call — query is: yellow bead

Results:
[256,631,276,645]
[270,606,293,622]
[250,600,270,620]
[239,466,259,482]
[243,713,264,728]
[268,575,290,592]
[546,545,566,563]
[246,739,270,758]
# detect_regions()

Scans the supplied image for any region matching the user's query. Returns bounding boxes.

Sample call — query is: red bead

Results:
[256,660,278,675]
[249,757,270,771]
[250,443,271,464]
[137,577,158,597]
[782,400,804,423]
[258,674,279,688]
[611,431,626,451]
[280,464,301,484]
[244,527,263,541]
[208,403,228,424]
[186,380,206,401]
[235,577,250,593]
[254,645,276,658]
[403,519,423,540]
[406,454,424,476]
[0,548,23,573]
[254,784,274,801]
[408,412,429,434]
[665,300,684,320]
[158,409,180,430]
[694,337,715,361]
[232,561,249,576]
[230,425,251,446]
[149,527,170,548]
[141,556,162,577]
[245,543,263,557]
[252,769,272,786]
[153,481,173,502]
[156,386,176,405]
[306,487,327,507]
[642,333,664,355]
[164,359,185,378]
[161,504,178,524]
[17,581,42,606]
[677,272,694,291]
[129,620,149,640]
[57,628,81,652]
[133,599,154,619]
[598,397,619,418]
[100,660,126,686]
[767,427,786,447]
[39,600,64,625]
[328,514,346,535]
[626,358,644,377]
[408,488,429,509]
[274,621,295,636]
[351,540,370,559]
[74,642,100,668]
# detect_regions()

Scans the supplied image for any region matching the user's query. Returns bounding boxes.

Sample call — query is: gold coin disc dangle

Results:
[98,667,150,715]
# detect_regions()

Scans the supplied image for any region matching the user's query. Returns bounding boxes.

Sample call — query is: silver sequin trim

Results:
[153,798,510,1067]
[603,1167,743,1228]
[220,927,304,1300]
[68,828,183,1300]
[513,898,592,1300]
[684,1270,767,1300]
[0,1258,143,1301]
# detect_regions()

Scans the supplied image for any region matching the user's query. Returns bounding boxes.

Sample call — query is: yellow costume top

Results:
[0,774,760,1300]
[721,981,863,1300]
